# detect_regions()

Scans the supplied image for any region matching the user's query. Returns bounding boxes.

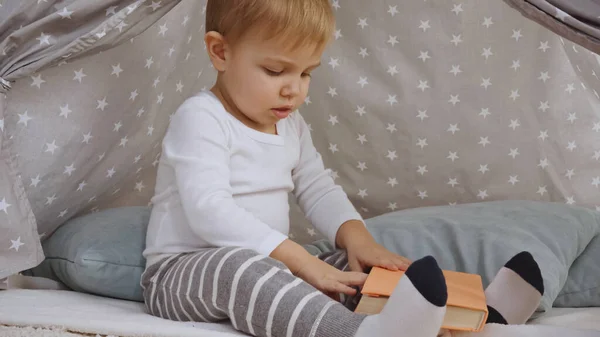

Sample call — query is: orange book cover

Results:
[361,266,489,332]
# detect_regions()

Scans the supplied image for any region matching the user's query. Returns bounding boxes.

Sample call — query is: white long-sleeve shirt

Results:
[143,90,363,267]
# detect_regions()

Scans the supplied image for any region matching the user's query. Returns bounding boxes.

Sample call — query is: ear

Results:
[204,31,228,72]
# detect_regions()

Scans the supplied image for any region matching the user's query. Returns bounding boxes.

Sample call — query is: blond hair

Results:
[205,0,335,51]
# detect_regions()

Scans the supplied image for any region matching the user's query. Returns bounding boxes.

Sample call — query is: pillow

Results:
[365,200,600,312]
[25,207,150,302]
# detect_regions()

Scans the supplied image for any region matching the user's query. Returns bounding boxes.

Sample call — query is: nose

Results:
[281,77,301,99]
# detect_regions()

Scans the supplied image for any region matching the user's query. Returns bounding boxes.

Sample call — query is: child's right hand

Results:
[295,257,368,298]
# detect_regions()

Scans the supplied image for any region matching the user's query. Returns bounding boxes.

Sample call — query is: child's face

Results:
[218,32,324,131]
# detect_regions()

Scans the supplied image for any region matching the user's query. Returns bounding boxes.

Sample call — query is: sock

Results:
[485,251,544,325]
[355,256,447,337]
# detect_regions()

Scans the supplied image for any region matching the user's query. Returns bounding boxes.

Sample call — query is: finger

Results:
[348,257,364,273]
[340,271,368,287]
[379,258,400,271]
[328,281,357,296]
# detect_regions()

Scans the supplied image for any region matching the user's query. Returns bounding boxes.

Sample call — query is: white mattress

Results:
[0,289,598,337]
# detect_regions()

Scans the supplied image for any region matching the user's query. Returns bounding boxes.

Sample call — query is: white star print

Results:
[82,132,92,144]
[566,141,577,151]
[59,104,72,118]
[565,83,575,94]
[58,209,68,218]
[478,190,489,200]
[537,186,548,196]
[334,29,342,40]
[176,81,184,92]
[448,94,460,105]
[388,202,398,211]
[416,138,428,149]
[357,162,368,171]
[358,189,368,198]
[77,181,87,191]
[387,35,398,47]
[479,165,489,174]
[148,126,155,136]
[595,151,600,161]
[45,140,59,154]
[30,175,41,187]
[328,144,338,153]
[149,1,162,11]
[105,6,117,16]
[481,47,493,59]
[479,137,490,147]
[130,90,139,101]
[145,56,154,69]
[508,148,520,159]
[565,197,576,205]
[331,0,340,10]
[386,123,397,133]
[357,18,368,29]
[418,191,428,199]
[119,136,129,147]
[509,119,520,130]
[416,110,429,121]
[451,4,464,15]
[511,60,521,71]
[447,124,460,134]
[479,108,491,118]
[565,169,575,180]
[357,134,367,144]
[116,21,128,33]
[482,17,493,28]
[9,237,24,251]
[447,151,459,161]
[511,29,523,41]
[386,150,398,161]
[111,64,123,77]
[592,177,600,188]
[387,95,398,106]
[57,7,73,19]
[387,177,398,187]
[480,77,492,89]
[448,178,459,187]
[30,74,45,88]
[328,115,339,125]
[567,113,577,124]
[538,101,550,112]
[450,34,463,46]
[419,20,431,32]
[538,158,550,169]
[387,65,399,76]
[417,80,430,91]
[46,194,57,205]
[417,165,428,175]
[508,175,519,185]
[36,32,52,45]
[593,122,600,132]
[450,65,462,76]
[555,8,569,21]
[114,121,123,132]
[509,89,520,101]
[538,71,550,82]
[0,197,11,214]
[328,87,338,97]
[73,69,86,83]
[64,163,76,176]
[538,41,550,52]
[17,111,33,126]
[329,57,340,70]
[357,77,369,88]
[388,5,399,16]
[355,106,367,116]
[157,93,164,104]
[107,167,116,178]
[359,48,369,58]
[418,51,431,62]
[96,97,108,111]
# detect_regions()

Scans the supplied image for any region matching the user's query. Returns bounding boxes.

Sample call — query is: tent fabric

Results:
[2,0,600,285]
[504,0,600,55]
[0,0,182,281]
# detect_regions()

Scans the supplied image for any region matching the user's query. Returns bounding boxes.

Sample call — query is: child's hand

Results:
[295,256,368,298]
[336,220,412,273]
[346,239,412,273]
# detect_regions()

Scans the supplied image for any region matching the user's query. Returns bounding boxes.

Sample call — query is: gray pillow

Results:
[364,200,600,312]
[25,207,150,302]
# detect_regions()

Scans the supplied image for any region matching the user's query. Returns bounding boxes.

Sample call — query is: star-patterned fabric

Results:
[505,0,600,55]
[2,0,600,282]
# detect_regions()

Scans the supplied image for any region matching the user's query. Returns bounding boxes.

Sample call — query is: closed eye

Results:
[263,67,283,76]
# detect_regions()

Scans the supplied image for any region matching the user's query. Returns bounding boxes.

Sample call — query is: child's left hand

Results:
[336,220,412,273]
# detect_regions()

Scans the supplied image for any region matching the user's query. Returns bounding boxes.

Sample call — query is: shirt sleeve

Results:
[163,98,288,256]
[291,113,364,247]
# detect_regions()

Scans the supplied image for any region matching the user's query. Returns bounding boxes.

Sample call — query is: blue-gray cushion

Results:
[25,207,150,302]
[365,200,600,312]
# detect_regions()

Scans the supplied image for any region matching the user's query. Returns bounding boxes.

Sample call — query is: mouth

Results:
[271,106,293,119]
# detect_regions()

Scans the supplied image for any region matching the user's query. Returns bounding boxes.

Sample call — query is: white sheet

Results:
[0,289,598,337]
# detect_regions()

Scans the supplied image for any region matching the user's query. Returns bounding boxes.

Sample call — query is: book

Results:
[355,266,489,332]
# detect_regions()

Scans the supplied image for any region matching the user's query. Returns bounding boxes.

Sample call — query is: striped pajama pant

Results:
[141,247,368,337]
